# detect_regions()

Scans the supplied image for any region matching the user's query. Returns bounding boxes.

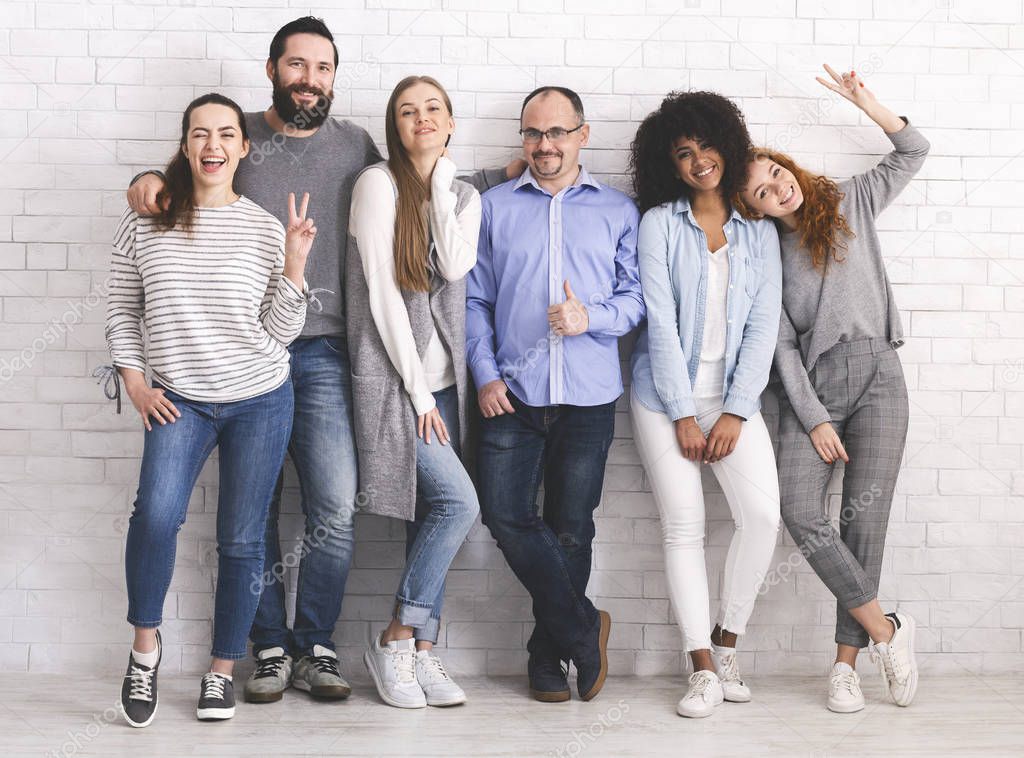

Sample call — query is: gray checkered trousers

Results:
[777,337,909,648]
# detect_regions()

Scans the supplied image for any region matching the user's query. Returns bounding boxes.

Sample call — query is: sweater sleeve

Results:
[350,167,436,415]
[849,119,930,219]
[429,157,481,282]
[774,308,831,433]
[104,209,147,373]
[258,222,307,347]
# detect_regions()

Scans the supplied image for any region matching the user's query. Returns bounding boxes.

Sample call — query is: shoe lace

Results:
[717,651,742,684]
[201,673,227,701]
[310,654,341,676]
[126,663,155,702]
[254,654,287,679]
[687,671,714,698]
[830,669,859,696]
[392,649,416,684]
[420,654,451,683]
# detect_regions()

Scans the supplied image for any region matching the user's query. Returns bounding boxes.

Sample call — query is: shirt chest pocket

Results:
[743,252,765,299]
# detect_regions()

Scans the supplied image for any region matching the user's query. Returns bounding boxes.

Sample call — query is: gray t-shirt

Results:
[237,113,382,339]
[774,121,930,432]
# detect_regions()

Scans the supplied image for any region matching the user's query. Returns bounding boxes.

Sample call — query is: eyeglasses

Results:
[518,124,585,144]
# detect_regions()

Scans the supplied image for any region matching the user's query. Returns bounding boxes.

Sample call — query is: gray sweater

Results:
[775,120,930,432]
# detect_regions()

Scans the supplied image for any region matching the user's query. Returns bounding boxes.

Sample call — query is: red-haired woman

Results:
[740,65,929,714]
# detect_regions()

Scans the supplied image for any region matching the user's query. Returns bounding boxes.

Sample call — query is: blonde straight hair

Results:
[384,75,453,292]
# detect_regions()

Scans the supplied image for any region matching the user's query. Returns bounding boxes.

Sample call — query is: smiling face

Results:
[521,91,589,182]
[268,32,336,128]
[741,156,805,219]
[182,103,249,192]
[393,81,454,157]
[671,136,726,195]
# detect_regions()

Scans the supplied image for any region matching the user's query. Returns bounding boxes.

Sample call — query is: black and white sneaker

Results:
[197,672,236,721]
[119,630,161,728]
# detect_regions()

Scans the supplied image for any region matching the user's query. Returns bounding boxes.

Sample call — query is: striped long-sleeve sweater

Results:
[105,196,307,403]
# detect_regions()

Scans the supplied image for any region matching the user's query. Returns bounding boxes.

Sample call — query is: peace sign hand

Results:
[815,63,875,111]
[285,191,316,267]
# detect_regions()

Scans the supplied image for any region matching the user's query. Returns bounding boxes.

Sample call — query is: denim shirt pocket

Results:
[743,251,765,299]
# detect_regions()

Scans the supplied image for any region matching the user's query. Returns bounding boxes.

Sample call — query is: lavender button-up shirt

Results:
[466,166,644,408]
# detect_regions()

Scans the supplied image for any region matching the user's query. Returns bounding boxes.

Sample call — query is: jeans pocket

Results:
[351,373,386,451]
[322,336,345,356]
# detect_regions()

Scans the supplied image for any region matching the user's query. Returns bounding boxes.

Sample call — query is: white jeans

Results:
[630,387,780,652]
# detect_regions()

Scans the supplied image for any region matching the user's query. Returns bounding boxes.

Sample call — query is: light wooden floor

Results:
[3,672,1022,757]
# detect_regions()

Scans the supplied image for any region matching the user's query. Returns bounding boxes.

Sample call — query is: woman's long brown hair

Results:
[384,75,452,292]
[738,148,854,269]
[155,93,249,232]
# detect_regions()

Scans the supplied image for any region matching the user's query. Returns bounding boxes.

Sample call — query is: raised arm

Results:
[429,154,481,282]
[817,64,930,217]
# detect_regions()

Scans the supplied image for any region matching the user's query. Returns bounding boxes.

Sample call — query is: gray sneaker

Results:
[293,644,352,700]
[244,646,292,704]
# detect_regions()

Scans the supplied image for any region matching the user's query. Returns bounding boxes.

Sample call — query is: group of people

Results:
[104,16,928,727]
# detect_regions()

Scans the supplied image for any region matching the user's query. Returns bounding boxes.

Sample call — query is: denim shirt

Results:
[630,196,782,421]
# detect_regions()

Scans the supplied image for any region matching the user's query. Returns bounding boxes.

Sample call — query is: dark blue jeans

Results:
[476,393,616,658]
[250,337,359,657]
[125,379,293,660]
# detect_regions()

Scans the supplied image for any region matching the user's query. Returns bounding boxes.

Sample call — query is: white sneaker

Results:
[711,643,751,703]
[869,612,918,707]
[363,633,426,709]
[415,650,466,706]
[676,670,724,718]
[827,662,865,713]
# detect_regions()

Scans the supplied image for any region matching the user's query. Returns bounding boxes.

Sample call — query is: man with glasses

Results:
[467,86,644,703]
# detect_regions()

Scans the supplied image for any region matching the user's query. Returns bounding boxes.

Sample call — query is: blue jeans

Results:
[397,385,480,643]
[250,336,360,657]
[125,380,293,660]
[477,394,615,658]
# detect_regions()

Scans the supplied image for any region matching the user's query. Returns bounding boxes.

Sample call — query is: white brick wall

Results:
[1,0,1022,678]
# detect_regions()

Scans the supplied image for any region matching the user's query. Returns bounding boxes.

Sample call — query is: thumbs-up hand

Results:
[547,279,590,337]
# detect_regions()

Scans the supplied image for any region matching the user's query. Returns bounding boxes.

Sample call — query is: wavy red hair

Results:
[736,148,854,269]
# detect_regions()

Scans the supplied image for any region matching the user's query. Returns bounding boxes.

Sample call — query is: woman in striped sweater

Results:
[106,93,314,726]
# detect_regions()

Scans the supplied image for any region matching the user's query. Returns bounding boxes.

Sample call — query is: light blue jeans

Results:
[397,385,480,643]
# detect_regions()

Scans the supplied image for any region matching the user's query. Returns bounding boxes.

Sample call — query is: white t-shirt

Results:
[693,244,729,398]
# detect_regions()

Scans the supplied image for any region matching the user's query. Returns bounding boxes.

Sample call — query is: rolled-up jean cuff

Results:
[210,647,249,661]
[414,616,440,644]
[397,597,433,633]
[126,616,161,629]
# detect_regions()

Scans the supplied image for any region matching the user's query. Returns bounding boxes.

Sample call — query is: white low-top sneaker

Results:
[869,612,918,707]
[711,643,751,703]
[827,662,865,713]
[676,670,724,718]
[363,633,426,709]
[415,650,466,707]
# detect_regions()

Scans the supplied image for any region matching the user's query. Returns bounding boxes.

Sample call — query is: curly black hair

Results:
[629,90,752,213]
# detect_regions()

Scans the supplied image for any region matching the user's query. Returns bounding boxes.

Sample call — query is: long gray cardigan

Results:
[345,162,477,521]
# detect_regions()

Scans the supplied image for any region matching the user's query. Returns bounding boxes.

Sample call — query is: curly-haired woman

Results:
[628,91,782,718]
[739,65,928,714]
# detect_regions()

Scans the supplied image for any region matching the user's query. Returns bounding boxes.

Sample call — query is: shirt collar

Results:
[513,165,601,194]
[671,194,750,226]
